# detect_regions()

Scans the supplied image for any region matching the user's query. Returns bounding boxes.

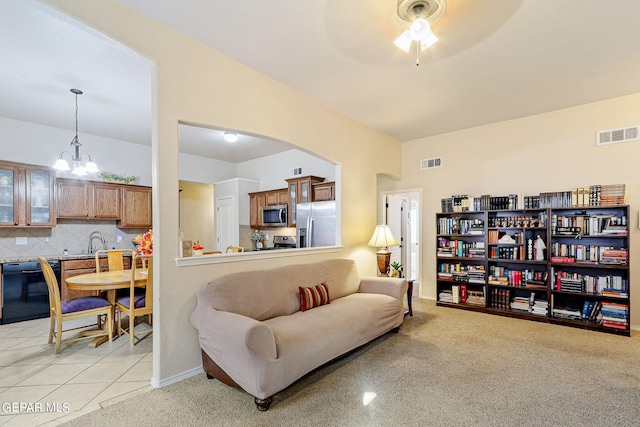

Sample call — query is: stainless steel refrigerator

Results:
[296,201,336,248]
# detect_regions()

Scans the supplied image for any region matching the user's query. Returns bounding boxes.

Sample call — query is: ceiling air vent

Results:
[597,125,640,146]
[289,167,303,177]
[420,157,442,170]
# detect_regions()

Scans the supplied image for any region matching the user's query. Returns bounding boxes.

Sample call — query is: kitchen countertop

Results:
[0,253,132,264]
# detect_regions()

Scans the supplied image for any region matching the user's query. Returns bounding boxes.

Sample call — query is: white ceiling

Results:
[2,0,640,163]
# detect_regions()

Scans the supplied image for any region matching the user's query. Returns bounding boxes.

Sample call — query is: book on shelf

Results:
[451,285,460,304]
[552,306,582,320]
[460,284,467,303]
[550,257,575,263]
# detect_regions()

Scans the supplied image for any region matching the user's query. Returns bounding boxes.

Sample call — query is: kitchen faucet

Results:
[88,231,106,254]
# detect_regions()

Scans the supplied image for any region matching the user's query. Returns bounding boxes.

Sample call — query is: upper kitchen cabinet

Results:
[249,192,265,228]
[312,181,335,202]
[264,188,289,207]
[0,160,55,227]
[56,178,151,228]
[119,185,152,228]
[57,179,120,219]
[286,176,325,226]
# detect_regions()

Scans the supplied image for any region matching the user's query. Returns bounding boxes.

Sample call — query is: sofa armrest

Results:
[358,277,407,301]
[191,302,277,361]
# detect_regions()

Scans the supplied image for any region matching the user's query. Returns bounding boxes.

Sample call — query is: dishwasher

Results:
[1,260,60,324]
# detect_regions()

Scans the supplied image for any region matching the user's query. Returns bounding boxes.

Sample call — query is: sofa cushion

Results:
[299,283,330,311]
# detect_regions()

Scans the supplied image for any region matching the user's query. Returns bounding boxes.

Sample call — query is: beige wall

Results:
[380,92,640,328]
[178,181,214,251]
[46,0,402,384]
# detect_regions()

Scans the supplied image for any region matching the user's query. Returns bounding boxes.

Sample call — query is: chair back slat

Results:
[38,257,61,315]
[94,249,137,272]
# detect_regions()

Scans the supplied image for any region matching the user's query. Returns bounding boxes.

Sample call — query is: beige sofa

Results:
[190,258,407,410]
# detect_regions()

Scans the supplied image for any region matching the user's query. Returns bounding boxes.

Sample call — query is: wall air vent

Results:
[289,167,303,177]
[597,125,640,146]
[420,157,442,170]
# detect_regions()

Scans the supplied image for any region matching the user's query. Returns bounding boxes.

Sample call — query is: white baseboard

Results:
[150,366,204,388]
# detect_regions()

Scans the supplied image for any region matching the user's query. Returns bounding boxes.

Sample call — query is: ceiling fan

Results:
[393,0,446,65]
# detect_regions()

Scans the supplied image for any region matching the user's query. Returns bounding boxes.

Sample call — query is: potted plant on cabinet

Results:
[390,261,403,278]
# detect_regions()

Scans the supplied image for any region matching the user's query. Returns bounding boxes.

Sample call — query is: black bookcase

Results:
[436,206,630,336]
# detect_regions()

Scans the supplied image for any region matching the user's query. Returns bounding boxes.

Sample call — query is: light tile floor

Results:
[0,317,152,426]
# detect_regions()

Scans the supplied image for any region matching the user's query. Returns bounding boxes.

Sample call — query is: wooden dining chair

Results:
[116,254,152,346]
[93,249,137,327]
[225,246,245,253]
[94,249,137,272]
[38,257,113,354]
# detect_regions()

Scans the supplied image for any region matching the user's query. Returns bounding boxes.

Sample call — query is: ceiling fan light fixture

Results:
[223,132,238,143]
[394,0,445,64]
[420,32,438,50]
[409,18,431,41]
[394,30,413,52]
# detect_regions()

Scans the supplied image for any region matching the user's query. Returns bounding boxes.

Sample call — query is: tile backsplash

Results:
[0,220,148,258]
[239,225,296,250]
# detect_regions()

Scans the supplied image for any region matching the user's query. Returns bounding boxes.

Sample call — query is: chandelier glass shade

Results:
[53,89,99,176]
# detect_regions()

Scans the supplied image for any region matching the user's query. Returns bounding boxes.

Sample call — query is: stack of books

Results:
[511,296,530,312]
[599,302,629,329]
[531,299,549,316]
[599,248,628,264]
[438,290,453,303]
[600,184,626,206]
[466,290,485,306]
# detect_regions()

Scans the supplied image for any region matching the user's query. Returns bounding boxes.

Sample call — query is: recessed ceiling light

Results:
[223,132,238,143]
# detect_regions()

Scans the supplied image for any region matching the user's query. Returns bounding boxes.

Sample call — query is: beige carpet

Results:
[65,299,640,426]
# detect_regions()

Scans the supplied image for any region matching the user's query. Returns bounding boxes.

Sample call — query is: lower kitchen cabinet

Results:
[60,257,131,300]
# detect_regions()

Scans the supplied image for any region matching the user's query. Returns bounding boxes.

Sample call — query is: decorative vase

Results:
[192,249,203,257]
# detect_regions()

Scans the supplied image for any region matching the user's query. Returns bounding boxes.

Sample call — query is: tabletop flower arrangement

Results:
[251,230,266,249]
[133,229,153,254]
[192,241,204,256]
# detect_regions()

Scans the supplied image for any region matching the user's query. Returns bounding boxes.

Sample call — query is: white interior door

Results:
[215,196,236,251]
[385,192,420,282]
[386,194,407,274]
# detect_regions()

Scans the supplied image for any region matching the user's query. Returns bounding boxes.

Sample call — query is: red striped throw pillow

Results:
[299,283,330,312]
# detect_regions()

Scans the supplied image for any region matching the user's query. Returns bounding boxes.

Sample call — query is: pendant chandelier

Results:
[53,88,99,175]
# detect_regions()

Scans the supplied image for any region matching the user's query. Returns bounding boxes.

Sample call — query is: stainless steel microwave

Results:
[262,205,288,226]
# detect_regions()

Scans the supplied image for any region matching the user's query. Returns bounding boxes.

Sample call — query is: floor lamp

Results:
[368,224,399,276]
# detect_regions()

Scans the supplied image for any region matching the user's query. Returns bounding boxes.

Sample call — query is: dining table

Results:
[65,268,148,347]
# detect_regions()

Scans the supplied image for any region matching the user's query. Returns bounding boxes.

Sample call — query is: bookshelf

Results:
[436,205,630,336]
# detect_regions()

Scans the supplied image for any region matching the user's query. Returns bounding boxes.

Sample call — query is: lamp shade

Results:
[368,224,399,248]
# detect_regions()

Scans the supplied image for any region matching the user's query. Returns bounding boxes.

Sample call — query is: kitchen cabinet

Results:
[249,188,289,227]
[249,192,265,227]
[0,160,55,227]
[56,179,120,219]
[57,179,151,228]
[313,181,335,202]
[119,185,152,228]
[286,176,325,226]
[60,257,130,300]
[264,188,288,206]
